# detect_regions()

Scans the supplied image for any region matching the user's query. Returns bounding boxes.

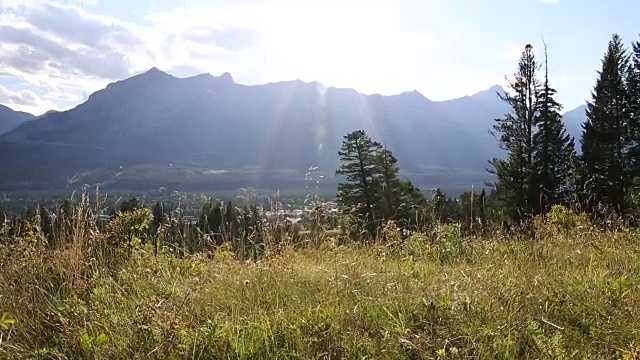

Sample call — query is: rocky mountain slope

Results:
[0,68,587,193]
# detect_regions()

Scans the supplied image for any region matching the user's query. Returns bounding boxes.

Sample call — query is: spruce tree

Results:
[478,188,487,231]
[336,130,383,235]
[580,34,629,213]
[396,179,426,227]
[378,146,403,222]
[532,42,577,212]
[430,188,453,223]
[336,130,426,234]
[626,37,640,182]
[488,44,541,221]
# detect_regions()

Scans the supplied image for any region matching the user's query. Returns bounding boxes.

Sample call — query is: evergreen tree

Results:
[532,42,577,212]
[336,130,426,235]
[152,200,165,232]
[488,44,541,221]
[478,188,487,231]
[580,34,630,213]
[377,146,403,222]
[336,130,384,235]
[396,179,427,228]
[223,201,237,243]
[120,197,140,213]
[429,188,454,223]
[626,37,640,182]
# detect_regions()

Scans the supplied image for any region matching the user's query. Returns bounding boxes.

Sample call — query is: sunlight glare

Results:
[258,2,432,95]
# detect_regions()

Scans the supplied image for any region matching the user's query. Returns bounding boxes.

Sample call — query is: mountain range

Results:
[0,104,36,136]
[0,68,588,194]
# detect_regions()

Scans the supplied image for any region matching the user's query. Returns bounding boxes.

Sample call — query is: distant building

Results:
[183,216,198,225]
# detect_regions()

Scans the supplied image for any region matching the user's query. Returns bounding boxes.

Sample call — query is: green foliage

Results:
[336,130,383,236]
[626,37,640,193]
[336,130,426,238]
[488,44,540,222]
[0,312,16,330]
[489,43,578,222]
[111,207,152,249]
[580,34,631,215]
[532,42,577,212]
[80,331,110,357]
[2,208,639,358]
[533,204,593,238]
[1,194,640,358]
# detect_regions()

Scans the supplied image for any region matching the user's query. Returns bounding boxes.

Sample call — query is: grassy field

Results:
[1,208,639,359]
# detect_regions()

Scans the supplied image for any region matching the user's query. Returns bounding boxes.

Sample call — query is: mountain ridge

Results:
[0,104,36,135]
[1,68,588,121]
[0,68,588,193]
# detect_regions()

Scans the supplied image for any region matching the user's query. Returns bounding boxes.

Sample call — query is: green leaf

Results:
[0,312,16,329]
[80,332,92,351]
[95,332,109,347]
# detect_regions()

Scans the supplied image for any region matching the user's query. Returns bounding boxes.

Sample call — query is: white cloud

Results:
[0,0,455,113]
[140,3,441,93]
[0,0,96,9]
[0,83,55,114]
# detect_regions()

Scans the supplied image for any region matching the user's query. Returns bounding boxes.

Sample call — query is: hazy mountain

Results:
[0,68,586,193]
[0,104,35,135]
[562,104,587,142]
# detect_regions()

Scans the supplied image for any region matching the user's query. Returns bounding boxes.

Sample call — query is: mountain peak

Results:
[393,89,428,102]
[147,67,165,74]
[480,85,505,95]
[403,89,425,97]
[488,85,505,93]
[135,67,171,80]
[219,72,234,83]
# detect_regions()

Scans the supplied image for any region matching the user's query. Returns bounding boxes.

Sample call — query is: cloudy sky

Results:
[0,0,638,115]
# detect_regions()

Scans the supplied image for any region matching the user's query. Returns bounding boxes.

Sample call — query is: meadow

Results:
[0,197,639,359]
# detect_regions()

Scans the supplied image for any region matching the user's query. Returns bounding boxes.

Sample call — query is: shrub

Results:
[533,205,593,239]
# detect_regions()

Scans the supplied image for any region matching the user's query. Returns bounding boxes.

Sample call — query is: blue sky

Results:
[0,0,638,115]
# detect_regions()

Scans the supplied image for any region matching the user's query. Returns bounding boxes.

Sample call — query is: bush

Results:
[533,205,593,239]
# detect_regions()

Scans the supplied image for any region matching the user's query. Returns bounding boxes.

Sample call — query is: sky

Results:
[0,0,638,115]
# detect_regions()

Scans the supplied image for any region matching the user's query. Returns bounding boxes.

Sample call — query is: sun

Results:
[256,2,423,96]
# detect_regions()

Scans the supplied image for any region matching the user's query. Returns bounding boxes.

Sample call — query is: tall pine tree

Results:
[336,130,384,235]
[488,44,541,221]
[336,130,426,235]
[626,37,640,183]
[580,34,629,213]
[532,42,577,212]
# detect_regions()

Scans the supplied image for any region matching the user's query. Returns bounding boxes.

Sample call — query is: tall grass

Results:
[0,196,639,359]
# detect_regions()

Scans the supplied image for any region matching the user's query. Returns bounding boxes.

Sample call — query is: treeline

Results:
[0,194,342,260]
[335,34,640,235]
[491,34,640,222]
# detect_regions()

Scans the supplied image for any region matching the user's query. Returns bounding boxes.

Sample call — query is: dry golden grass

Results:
[0,208,639,359]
